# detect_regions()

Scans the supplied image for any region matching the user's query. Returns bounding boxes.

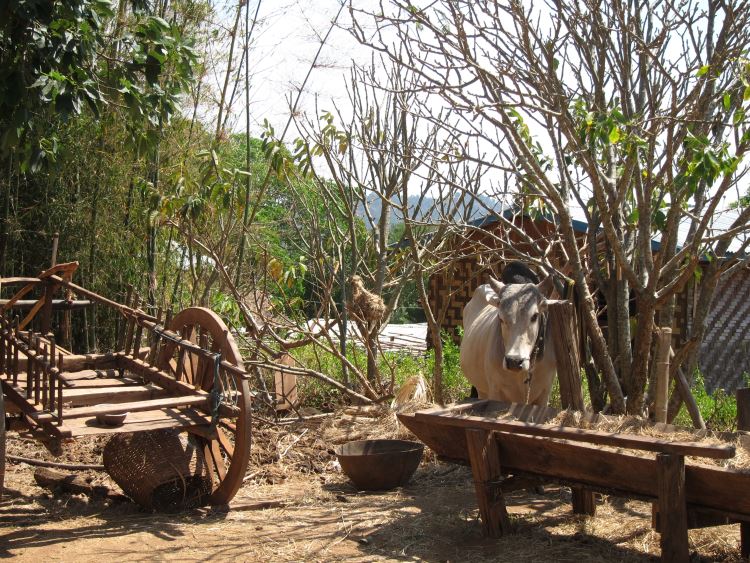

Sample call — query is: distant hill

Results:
[355,193,502,228]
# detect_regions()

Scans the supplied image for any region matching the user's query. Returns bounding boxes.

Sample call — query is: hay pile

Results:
[246,404,429,486]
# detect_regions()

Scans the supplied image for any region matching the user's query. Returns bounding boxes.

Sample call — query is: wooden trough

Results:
[0,261,253,505]
[399,400,749,561]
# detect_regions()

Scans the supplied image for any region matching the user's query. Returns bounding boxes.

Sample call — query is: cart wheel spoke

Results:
[216,426,235,459]
[156,307,252,505]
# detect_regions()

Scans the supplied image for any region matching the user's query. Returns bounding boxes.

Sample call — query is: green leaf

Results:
[724,93,731,110]
[696,65,710,77]
[744,86,750,101]
[608,126,621,144]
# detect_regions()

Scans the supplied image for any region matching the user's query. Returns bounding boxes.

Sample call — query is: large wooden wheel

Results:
[156,307,251,505]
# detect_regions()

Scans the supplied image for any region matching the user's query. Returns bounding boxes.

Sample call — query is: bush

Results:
[674,370,737,431]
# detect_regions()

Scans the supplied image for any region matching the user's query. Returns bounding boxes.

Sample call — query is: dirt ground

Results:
[0,407,746,562]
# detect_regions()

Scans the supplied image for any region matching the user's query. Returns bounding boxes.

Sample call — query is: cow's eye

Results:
[531,313,539,323]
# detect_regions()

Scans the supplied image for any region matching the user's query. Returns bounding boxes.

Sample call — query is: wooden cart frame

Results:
[0,261,252,505]
[399,400,750,561]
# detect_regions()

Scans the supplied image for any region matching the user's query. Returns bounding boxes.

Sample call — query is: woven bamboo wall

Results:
[698,267,750,392]
[428,257,495,346]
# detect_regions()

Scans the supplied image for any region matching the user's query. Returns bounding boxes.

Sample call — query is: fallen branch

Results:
[9,455,106,471]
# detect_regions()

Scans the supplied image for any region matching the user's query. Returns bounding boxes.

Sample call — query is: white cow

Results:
[460,276,557,406]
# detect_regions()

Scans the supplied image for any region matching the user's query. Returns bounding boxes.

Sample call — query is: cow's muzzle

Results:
[504,356,529,372]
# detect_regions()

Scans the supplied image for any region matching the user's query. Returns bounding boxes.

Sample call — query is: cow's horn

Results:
[489,277,505,295]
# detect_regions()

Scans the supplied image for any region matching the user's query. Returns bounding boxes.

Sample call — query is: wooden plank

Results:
[61,385,167,407]
[397,412,469,462]
[63,377,137,389]
[31,395,209,422]
[466,429,511,537]
[64,407,211,436]
[414,410,735,459]
[59,352,124,371]
[657,453,689,561]
[58,368,120,381]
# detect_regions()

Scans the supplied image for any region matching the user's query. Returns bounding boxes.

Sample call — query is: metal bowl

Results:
[96,411,128,426]
[335,439,424,491]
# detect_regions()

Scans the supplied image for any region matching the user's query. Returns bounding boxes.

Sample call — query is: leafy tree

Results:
[351,0,750,415]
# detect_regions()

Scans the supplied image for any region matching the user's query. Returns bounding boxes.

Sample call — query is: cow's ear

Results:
[536,275,555,298]
[488,277,505,301]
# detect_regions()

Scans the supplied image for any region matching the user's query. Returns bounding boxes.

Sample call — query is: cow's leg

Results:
[465,428,511,538]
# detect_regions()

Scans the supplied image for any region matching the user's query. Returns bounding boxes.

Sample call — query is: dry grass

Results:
[1,403,747,561]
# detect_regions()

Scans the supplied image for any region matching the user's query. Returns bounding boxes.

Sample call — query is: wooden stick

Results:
[9,455,104,471]
[57,353,64,425]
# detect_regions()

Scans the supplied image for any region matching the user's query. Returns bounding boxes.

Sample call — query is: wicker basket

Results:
[103,430,212,511]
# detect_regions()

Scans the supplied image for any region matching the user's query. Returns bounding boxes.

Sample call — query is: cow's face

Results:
[487,277,551,372]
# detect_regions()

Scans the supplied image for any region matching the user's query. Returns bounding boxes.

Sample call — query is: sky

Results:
[207,0,369,140]
[200,0,745,249]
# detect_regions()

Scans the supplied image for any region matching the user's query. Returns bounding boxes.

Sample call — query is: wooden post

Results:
[274,352,298,412]
[548,300,594,514]
[465,428,512,538]
[547,300,584,411]
[0,384,5,499]
[654,328,672,424]
[736,387,750,559]
[656,453,689,561]
[57,353,63,425]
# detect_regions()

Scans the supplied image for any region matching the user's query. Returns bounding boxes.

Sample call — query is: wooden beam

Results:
[31,394,209,422]
[465,429,511,537]
[414,410,735,459]
[0,299,92,310]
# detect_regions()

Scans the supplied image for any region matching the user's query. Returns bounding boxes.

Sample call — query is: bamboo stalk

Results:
[654,327,672,424]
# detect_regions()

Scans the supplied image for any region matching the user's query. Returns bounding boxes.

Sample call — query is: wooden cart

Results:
[399,400,750,561]
[0,261,252,505]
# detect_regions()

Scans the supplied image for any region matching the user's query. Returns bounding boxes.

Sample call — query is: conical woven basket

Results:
[104,429,212,511]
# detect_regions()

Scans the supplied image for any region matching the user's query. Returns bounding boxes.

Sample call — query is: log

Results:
[33,467,113,499]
